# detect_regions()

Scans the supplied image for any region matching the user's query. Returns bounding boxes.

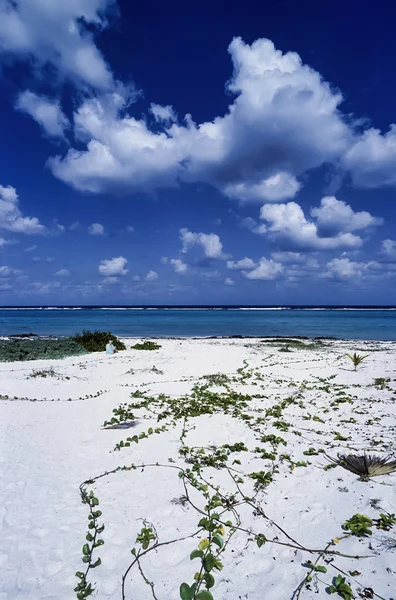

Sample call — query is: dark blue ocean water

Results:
[0,307,395,340]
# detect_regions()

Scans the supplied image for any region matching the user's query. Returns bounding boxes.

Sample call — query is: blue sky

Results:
[0,0,396,305]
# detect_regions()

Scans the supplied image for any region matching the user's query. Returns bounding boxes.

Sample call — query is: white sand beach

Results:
[0,338,395,600]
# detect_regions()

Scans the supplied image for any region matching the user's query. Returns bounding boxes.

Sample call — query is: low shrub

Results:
[131,340,161,351]
[0,338,87,362]
[73,330,126,353]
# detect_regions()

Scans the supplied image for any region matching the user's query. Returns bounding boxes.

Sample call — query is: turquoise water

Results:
[0,307,395,340]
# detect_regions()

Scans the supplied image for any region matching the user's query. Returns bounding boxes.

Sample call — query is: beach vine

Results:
[75,360,394,600]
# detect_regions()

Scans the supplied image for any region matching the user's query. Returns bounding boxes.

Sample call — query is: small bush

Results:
[131,340,161,351]
[73,330,126,353]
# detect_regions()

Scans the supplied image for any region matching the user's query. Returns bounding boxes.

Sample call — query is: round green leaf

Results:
[180,583,193,600]
[190,549,204,560]
[196,591,214,600]
[204,572,215,588]
[212,534,224,549]
[204,553,215,572]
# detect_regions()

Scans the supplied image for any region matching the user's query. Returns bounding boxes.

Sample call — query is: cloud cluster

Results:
[0,0,116,90]
[310,196,383,234]
[343,126,396,189]
[146,270,158,281]
[381,239,396,261]
[227,257,256,270]
[180,228,229,260]
[98,256,128,276]
[325,257,368,280]
[47,37,353,198]
[243,257,283,280]
[2,8,396,202]
[257,195,384,251]
[1,0,396,202]
[15,91,69,138]
[0,184,46,234]
[55,269,70,277]
[170,258,188,274]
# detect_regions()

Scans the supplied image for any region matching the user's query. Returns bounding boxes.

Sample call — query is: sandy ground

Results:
[0,338,395,600]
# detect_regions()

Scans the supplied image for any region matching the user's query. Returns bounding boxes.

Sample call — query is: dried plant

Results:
[327,453,396,481]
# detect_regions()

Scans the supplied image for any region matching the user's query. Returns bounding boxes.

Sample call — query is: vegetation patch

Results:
[73,330,126,353]
[0,337,87,362]
[131,340,162,351]
[73,352,395,600]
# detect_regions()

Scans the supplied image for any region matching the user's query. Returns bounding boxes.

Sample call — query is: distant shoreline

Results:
[0,305,396,310]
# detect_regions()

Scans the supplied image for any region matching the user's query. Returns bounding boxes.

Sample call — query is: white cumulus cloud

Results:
[0,184,46,234]
[146,270,158,281]
[170,258,188,274]
[310,196,383,234]
[343,126,396,189]
[381,239,396,261]
[48,37,352,199]
[55,269,70,277]
[222,173,301,203]
[227,257,256,270]
[325,257,367,280]
[0,0,116,90]
[150,103,177,123]
[180,228,229,260]
[243,257,283,280]
[99,256,128,276]
[15,91,69,138]
[259,202,362,250]
[224,277,235,286]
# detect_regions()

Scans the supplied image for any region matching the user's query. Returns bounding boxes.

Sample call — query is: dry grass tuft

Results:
[327,453,396,481]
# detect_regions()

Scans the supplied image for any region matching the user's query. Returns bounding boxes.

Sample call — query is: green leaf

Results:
[213,558,223,571]
[204,553,215,572]
[75,572,85,579]
[306,575,312,582]
[196,592,214,600]
[198,518,209,529]
[204,572,215,588]
[211,513,220,520]
[82,544,90,555]
[82,556,90,563]
[255,534,266,548]
[329,586,336,593]
[190,549,204,560]
[212,533,224,549]
[316,565,327,573]
[180,583,194,600]
[85,533,93,542]
[91,558,102,568]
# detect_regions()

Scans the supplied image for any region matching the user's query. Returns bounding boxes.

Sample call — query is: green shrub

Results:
[0,338,87,362]
[73,330,126,353]
[131,340,161,351]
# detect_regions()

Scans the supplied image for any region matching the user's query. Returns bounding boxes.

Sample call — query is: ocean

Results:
[0,306,395,340]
